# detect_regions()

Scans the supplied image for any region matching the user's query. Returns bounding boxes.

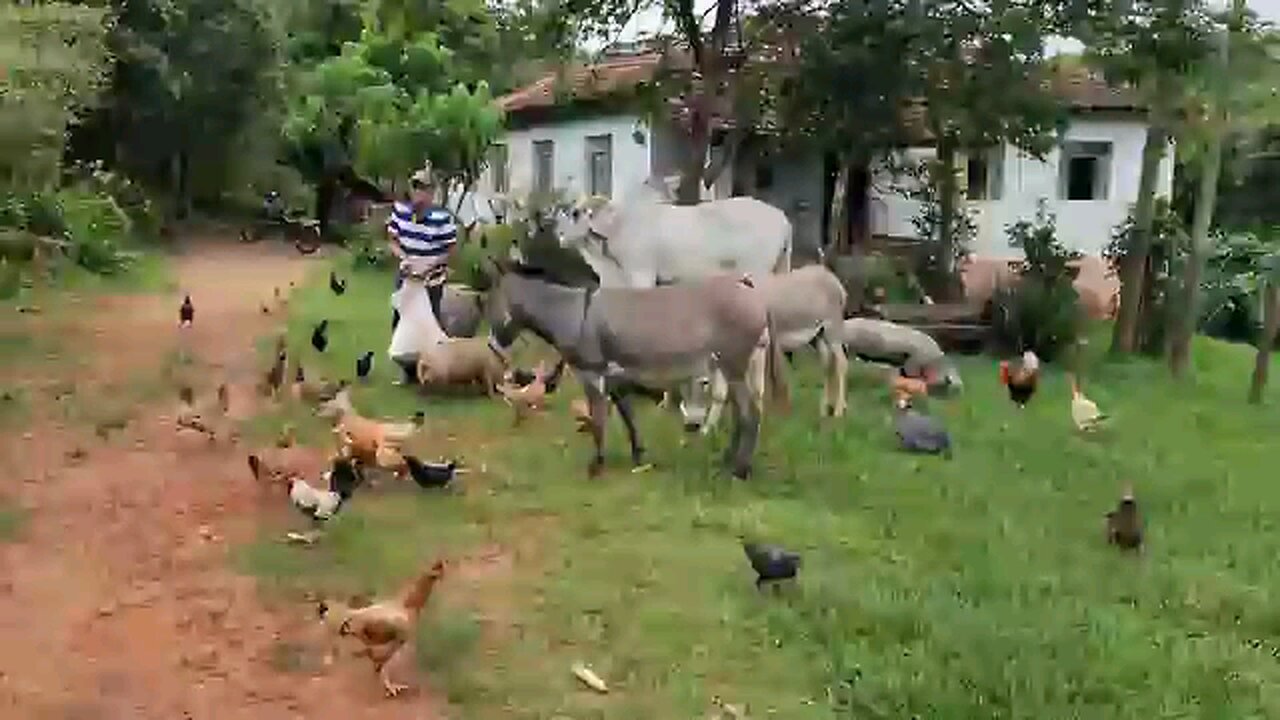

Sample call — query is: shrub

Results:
[448,223,516,291]
[56,185,136,275]
[988,202,1083,361]
[1102,199,1187,354]
[346,218,395,271]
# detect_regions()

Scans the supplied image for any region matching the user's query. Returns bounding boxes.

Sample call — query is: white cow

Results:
[552,177,793,288]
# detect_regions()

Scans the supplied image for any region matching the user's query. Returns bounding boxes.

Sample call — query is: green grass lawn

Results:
[238,257,1280,719]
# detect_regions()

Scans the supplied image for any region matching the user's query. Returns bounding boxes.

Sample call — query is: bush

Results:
[56,185,136,275]
[449,223,516,291]
[1102,199,1187,354]
[82,165,164,242]
[346,219,395,271]
[988,202,1083,361]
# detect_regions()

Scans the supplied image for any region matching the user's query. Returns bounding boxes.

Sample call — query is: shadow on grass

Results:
[232,253,1280,719]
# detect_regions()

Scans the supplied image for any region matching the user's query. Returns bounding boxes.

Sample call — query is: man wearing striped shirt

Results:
[387,167,458,383]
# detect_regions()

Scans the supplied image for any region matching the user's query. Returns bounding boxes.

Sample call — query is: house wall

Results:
[869,117,1176,258]
[722,148,826,260]
[481,114,654,203]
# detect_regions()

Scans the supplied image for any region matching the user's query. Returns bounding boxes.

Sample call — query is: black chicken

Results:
[329,271,346,296]
[403,455,457,489]
[311,320,329,353]
[1105,485,1143,551]
[742,541,801,591]
[411,410,425,427]
[179,295,194,327]
[355,350,374,380]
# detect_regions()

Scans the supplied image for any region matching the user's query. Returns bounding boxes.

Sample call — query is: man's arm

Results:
[386,214,405,260]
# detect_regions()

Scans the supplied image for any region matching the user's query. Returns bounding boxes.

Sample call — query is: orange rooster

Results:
[320,388,416,466]
[998,350,1041,408]
[318,559,447,697]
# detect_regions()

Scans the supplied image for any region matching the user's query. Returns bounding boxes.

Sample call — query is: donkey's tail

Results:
[764,313,791,412]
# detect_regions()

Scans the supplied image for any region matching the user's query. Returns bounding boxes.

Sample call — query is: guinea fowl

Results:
[330,271,346,296]
[742,541,801,590]
[179,295,194,328]
[1106,484,1143,551]
[402,455,457,489]
[311,320,329,353]
[892,396,952,457]
[356,351,374,381]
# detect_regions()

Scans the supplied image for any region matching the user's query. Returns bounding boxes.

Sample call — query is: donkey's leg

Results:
[581,374,609,478]
[610,391,645,466]
[828,334,849,418]
[701,369,729,436]
[725,377,760,479]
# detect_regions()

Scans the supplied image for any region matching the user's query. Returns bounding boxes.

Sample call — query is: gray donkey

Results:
[486,262,790,479]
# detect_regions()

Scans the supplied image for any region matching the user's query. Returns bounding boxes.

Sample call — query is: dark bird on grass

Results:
[411,410,425,427]
[179,295,194,328]
[294,238,320,255]
[742,541,801,590]
[403,455,457,489]
[330,271,346,296]
[892,396,952,457]
[356,351,374,380]
[311,320,329,353]
[1105,483,1143,551]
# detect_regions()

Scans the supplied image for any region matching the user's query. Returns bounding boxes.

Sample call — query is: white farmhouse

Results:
[482,47,1173,309]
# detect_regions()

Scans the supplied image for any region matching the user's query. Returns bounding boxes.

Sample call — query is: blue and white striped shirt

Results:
[387,201,457,260]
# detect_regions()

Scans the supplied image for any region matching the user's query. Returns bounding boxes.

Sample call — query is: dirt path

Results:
[0,239,447,720]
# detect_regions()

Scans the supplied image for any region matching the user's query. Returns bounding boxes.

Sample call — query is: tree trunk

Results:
[675,0,735,207]
[933,139,962,301]
[1168,127,1225,377]
[828,159,850,253]
[1248,282,1280,403]
[1110,121,1170,354]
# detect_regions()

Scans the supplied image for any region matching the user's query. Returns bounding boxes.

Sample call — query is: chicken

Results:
[262,349,287,398]
[289,456,362,523]
[1105,483,1143,551]
[998,350,1040,408]
[356,351,374,381]
[330,271,346,296]
[892,395,952,457]
[888,368,931,405]
[742,541,801,591]
[402,456,457,489]
[311,319,329,353]
[291,363,343,404]
[570,398,594,433]
[318,559,448,697]
[320,388,416,465]
[1068,373,1107,431]
[497,361,551,424]
[175,384,229,441]
[247,452,303,491]
[178,294,194,328]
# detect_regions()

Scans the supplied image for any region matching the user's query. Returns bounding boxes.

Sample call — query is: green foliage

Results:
[284,24,504,195]
[346,218,396,271]
[891,158,976,292]
[448,224,516,291]
[1198,230,1280,343]
[0,3,111,192]
[989,202,1083,360]
[83,0,282,207]
[56,185,138,275]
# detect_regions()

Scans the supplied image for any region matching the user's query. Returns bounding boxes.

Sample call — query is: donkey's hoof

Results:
[587,460,604,478]
[730,464,752,480]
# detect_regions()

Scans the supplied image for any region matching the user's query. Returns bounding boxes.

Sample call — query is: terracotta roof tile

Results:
[499,51,1144,119]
